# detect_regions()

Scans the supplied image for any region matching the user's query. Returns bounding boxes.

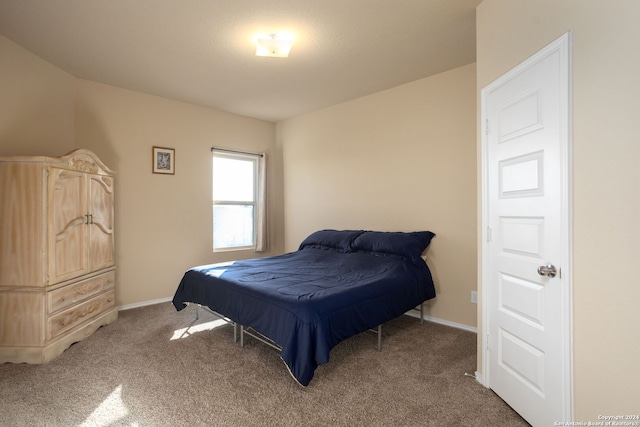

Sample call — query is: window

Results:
[212,152,258,251]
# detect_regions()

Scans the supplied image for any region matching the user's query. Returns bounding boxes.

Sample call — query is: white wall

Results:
[278,64,478,328]
[476,0,640,419]
[0,35,75,154]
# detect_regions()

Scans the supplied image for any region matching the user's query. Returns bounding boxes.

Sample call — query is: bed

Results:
[172,229,436,386]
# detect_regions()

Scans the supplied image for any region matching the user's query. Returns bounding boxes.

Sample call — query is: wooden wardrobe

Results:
[0,149,117,363]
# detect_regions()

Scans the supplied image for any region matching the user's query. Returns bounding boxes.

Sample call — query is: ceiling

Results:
[0,0,481,122]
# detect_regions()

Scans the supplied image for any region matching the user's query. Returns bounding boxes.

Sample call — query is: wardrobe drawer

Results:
[47,289,115,341]
[48,271,115,313]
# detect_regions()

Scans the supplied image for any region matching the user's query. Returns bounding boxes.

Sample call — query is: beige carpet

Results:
[0,303,528,426]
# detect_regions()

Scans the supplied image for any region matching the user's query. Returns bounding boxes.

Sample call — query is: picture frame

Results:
[152,146,175,175]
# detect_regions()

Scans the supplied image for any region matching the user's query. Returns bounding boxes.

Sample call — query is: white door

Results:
[481,33,572,426]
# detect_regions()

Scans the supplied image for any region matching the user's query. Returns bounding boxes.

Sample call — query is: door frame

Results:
[479,32,574,420]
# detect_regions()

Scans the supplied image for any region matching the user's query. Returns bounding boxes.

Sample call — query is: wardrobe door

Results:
[88,173,115,271]
[48,167,88,284]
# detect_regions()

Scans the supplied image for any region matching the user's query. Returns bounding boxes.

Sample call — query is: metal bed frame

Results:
[193,302,425,353]
[194,304,238,343]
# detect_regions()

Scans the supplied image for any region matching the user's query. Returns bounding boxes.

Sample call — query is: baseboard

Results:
[405,310,478,333]
[118,297,172,311]
[119,298,478,334]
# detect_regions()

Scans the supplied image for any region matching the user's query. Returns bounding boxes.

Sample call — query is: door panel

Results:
[482,33,572,426]
[499,273,544,328]
[48,168,88,284]
[88,174,115,271]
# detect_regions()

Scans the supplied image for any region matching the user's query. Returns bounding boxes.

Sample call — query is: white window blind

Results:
[212,149,268,252]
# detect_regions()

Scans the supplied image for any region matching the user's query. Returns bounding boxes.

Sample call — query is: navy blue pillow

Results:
[298,229,364,252]
[350,231,435,264]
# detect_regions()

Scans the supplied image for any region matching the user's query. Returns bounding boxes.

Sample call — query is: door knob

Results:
[537,264,557,278]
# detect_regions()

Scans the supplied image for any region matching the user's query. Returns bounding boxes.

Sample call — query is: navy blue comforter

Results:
[172,246,435,386]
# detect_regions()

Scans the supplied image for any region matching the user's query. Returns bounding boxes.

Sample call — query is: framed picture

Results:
[152,146,175,174]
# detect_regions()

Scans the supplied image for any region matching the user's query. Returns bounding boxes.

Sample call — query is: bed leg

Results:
[195,304,200,321]
[420,303,424,326]
[240,325,245,348]
[233,323,238,343]
[377,324,382,351]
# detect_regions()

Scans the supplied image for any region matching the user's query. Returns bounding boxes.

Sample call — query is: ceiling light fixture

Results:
[255,34,293,58]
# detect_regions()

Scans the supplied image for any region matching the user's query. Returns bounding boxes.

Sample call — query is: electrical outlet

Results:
[471,291,478,304]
